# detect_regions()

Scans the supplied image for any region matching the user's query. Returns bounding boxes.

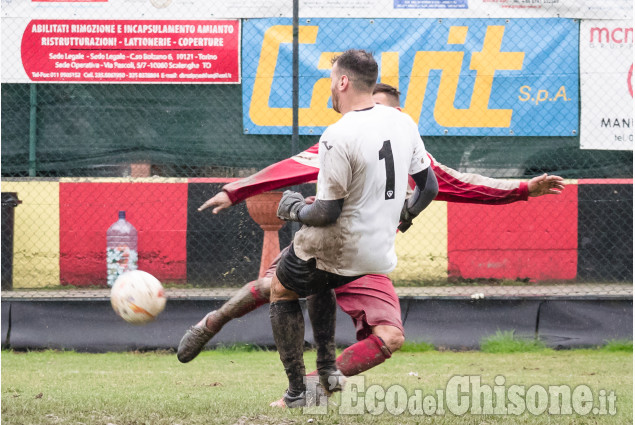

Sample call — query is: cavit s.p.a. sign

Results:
[242,18,579,136]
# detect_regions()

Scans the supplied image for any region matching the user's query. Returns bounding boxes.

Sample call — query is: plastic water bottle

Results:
[106,211,138,287]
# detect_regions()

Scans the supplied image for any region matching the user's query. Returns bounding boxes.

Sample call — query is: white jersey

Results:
[294,104,431,276]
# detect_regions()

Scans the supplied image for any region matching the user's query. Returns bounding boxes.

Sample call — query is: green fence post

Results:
[291,0,300,236]
[29,84,37,177]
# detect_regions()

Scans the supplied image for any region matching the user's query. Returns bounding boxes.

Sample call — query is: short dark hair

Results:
[332,49,378,91]
[372,83,401,104]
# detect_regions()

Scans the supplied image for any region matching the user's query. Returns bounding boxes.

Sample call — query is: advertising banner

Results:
[242,18,579,136]
[2,0,630,19]
[5,19,240,83]
[580,20,633,150]
[393,0,467,9]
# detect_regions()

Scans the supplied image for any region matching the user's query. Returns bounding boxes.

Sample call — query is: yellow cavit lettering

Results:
[380,51,400,90]
[404,25,524,128]
[307,52,341,124]
[251,24,524,130]
[403,49,464,124]
[250,25,339,127]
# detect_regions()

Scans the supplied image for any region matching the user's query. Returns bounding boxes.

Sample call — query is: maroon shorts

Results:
[264,251,403,341]
[334,274,403,341]
[263,248,285,279]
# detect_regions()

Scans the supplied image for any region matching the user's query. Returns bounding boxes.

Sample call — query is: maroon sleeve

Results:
[428,155,529,205]
[224,146,529,206]
[222,144,320,205]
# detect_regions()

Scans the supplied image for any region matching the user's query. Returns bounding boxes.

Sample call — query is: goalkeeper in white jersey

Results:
[270,49,439,407]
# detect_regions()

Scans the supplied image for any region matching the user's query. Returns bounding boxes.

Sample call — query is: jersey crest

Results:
[321,140,333,150]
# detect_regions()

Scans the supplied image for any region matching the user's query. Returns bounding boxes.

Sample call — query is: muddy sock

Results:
[270,300,306,397]
[204,281,269,332]
[307,290,337,377]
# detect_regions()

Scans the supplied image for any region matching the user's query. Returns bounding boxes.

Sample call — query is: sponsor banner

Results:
[580,20,633,150]
[3,19,240,83]
[344,0,632,19]
[393,0,468,9]
[458,0,631,19]
[1,0,630,19]
[242,18,578,136]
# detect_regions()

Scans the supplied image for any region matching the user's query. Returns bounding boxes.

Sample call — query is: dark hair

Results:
[332,49,378,91]
[373,83,401,104]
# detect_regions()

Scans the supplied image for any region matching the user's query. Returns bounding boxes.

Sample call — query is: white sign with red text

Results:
[580,20,633,150]
[2,18,240,83]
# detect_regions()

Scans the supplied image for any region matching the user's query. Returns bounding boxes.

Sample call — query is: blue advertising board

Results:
[242,18,578,136]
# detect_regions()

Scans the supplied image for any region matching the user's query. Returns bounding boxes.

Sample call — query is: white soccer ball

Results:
[110,270,167,325]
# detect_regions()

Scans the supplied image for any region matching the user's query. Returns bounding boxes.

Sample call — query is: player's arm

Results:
[198,144,320,214]
[429,154,564,205]
[396,123,438,232]
[277,193,343,226]
[398,166,438,233]
[277,131,350,226]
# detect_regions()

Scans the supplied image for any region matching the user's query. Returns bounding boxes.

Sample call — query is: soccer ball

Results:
[110,270,167,325]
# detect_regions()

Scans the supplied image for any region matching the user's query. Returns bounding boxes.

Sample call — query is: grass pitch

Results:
[2,348,632,424]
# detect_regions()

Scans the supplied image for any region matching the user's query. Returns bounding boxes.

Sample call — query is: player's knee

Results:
[374,326,405,353]
[387,332,405,353]
[253,277,272,299]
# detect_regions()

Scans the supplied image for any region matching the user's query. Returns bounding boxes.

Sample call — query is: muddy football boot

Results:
[270,380,329,408]
[270,390,307,409]
[177,311,218,363]
[319,369,346,396]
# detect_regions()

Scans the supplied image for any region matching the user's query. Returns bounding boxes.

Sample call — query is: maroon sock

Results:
[336,335,392,376]
[204,281,270,331]
[307,334,392,377]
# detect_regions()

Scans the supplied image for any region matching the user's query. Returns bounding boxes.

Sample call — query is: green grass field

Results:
[2,347,632,425]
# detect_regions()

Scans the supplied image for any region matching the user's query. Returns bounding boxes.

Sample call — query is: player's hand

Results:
[528,173,565,197]
[398,200,415,233]
[277,190,306,221]
[304,196,316,205]
[198,191,233,214]
[398,219,413,233]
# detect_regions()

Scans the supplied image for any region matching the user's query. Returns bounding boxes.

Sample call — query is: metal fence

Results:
[1,0,632,298]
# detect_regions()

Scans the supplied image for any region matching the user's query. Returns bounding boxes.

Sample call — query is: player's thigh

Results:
[253,277,272,299]
[270,275,298,302]
[256,245,287,299]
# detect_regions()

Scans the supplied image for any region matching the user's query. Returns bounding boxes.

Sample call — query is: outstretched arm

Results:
[199,147,565,214]
[429,155,564,205]
[198,144,320,213]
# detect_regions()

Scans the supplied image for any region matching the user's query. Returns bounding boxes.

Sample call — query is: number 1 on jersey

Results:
[378,140,395,200]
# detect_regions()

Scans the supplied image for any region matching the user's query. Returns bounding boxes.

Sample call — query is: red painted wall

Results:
[55,179,627,286]
[447,185,579,282]
[59,182,188,286]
